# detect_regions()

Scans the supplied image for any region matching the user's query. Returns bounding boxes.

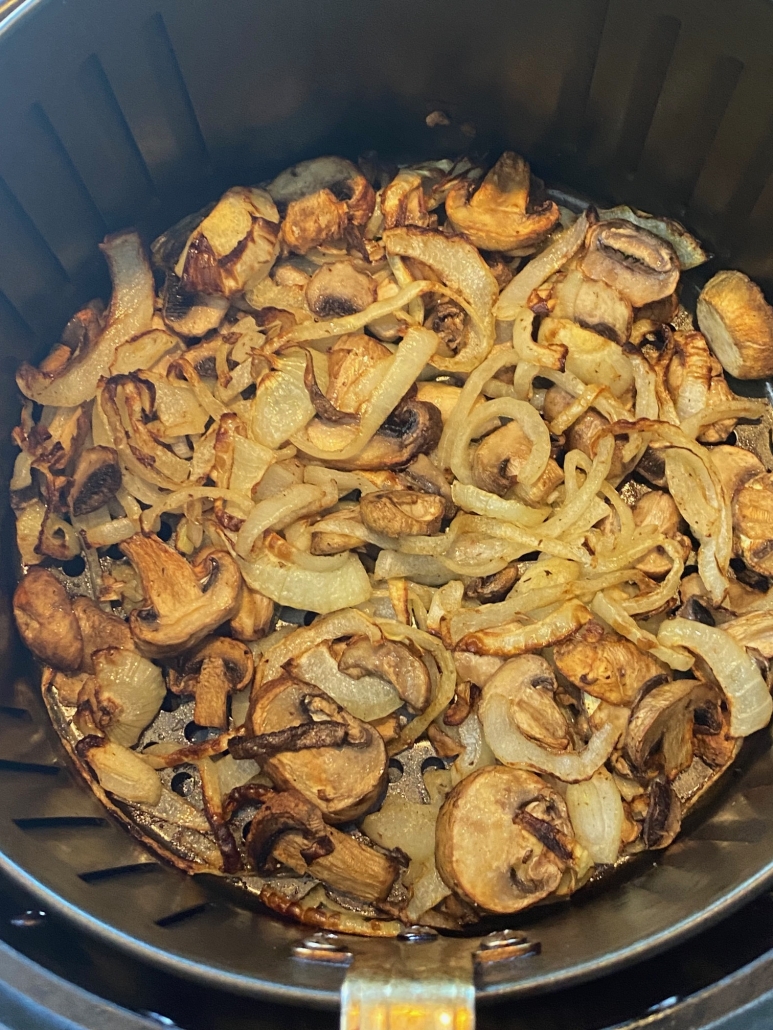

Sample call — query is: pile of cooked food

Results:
[10,150,773,934]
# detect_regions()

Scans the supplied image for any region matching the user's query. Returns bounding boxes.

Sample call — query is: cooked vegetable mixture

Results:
[10,151,773,933]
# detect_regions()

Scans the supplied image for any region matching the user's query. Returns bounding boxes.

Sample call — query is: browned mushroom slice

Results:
[709,445,765,503]
[436,766,577,914]
[642,778,681,849]
[697,269,773,379]
[464,564,520,604]
[246,674,387,823]
[631,491,692,580]
[175,187,280,297]
[359,489,445,537]
[120,535,242,659]
[580,220,680,307]
[665,330,738,442]
[229,586,274,642]
[305,262,377,319]
[271,822,399,903]
[72,597,135,673]
[162,274,229,338]
[381,170,430,230]
[471,420,532,496]
[326,333,392,411]
[338,637,431,714]
[733,472,773,577]
[553,620,667,706]
[400,453,455,518]
[444,152,560,251]
[625,679,714,779]
[170,637,254,730]
[316,399,443,471]
[566,411,626,482]
[67,446,121,516]
[13,568,83,671]
[491,654,570,750]
[551,269,633,345]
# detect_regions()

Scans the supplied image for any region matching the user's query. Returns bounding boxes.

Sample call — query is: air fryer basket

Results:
[3,0,773,1011]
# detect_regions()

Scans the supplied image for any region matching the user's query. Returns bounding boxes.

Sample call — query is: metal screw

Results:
[292,932,353,965]
[474,929,540,965]
[139,1013,178,1028]
[397,925,439,943]
[10,910,46,928]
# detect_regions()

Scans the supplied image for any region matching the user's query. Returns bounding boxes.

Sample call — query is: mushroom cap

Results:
[709,445,765,503]
[581,220,680,307]
[13,568,83,672]
[338,637,432,713]
[493,654,570,751]
[436,765,573,913]
[305,262,377,319]
[553,620,667,706]
[697,269,773,379]
[72,596,135,674]
[445,152,560,252]
[173,635,254,694]
[249,675,388,823]
[472,420,533,496]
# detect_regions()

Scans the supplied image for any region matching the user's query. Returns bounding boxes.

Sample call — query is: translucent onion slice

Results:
[235,482,332,558]
[495,210,590,319]
[456,599,593,656]
[257,609,381,684]
[292,643,401,721]
[479,662,627,782]
[85,739,162,805]
[92,648,166,747]
[658,617,773,737]
[291,327,439,461]
[565,769,625,865]
[451,481,549,529]
[238,549,371,614]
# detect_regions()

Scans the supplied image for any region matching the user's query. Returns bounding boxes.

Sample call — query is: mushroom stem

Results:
[192,657,233,729]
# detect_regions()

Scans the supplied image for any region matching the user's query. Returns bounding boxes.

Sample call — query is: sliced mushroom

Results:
[229,586,274,642]
[464,564,520,604]
[246,674,387,823]
[553,620,667,706]
[400,453,455,518]
[175,187,280,297]
[642,778,681,849]
[360,489,445,537]
[436,766,576,913]
[567,411,626,482]
[444,152,560,252]
[67,446,121,516]
[120,535,242,658]
[538,317,634,398]
[314,398,443,471]
[381,170,430,230]
[631,490,692,580]
[13,568,83,671]
[162,274,229,337]
[305,262,377,319]
[709,445,765,503]
[72,597,135,673]
[580,220,680,307]
[170,637,253,730]
[665,330,737,442]
[338,637,431,713]
[494,654,570,750]
[271,820,399,902]
[551,269,632,345]
[625,679,714,779]
[733,472,773,577]
[697,269,773,379]
[471,420,533,496]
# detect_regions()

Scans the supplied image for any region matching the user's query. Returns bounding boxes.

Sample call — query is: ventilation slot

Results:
[155,902,209,928]
[79,862,160,883]
[0,760,59,776]
[615,15,680,175]
[13,816,107,830]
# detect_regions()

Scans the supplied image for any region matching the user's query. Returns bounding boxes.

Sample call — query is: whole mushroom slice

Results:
[305,262,377,319]
[625,679,715,780]
[170,637,254,730]
[243,674,388,823]
[67,446,121,516]
[120,535,242,659]
[697,269,773,379]
[338,636,432,714]
[13,568,83,672]
[580,220,680,307]
[553,620,667,707]
[732,471,773,577]
[359,489,445,537]
[445,152,560,252]
[436,766,578,914]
